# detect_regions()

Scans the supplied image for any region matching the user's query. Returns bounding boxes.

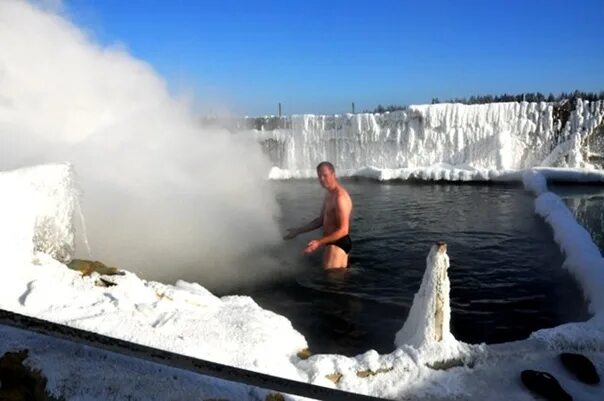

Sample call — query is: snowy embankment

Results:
[1,163,603,400]
[523,170,604,346]
[258,99,604,182]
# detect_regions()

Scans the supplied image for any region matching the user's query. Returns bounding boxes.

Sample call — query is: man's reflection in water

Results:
[324,267,352,292]
[296,267,364,356]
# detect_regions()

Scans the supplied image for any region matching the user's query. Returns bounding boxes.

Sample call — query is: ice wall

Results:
[0,163,78,264]
[249,100,604,174]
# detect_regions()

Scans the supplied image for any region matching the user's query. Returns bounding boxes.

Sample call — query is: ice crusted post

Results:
[395,241,455,349]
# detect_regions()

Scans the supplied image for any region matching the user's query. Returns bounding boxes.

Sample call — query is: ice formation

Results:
[395,242,454,349]
[247,100,604,181]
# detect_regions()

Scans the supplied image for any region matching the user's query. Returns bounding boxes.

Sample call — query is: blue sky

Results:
[62,0,604,116]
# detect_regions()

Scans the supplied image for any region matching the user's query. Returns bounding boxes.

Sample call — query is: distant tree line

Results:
[370,104,409,113]
[368,90,604,113]
[431,90,604,105]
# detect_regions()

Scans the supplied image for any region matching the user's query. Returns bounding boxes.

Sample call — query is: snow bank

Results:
[0,253,308,380]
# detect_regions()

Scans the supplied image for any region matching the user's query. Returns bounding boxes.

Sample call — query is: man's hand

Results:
[283,228,299,240]
[303,240,321,254]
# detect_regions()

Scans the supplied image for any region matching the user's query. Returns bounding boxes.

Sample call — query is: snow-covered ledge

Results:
[523,169,604,340]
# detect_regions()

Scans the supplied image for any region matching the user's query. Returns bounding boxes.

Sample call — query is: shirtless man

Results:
[283,161,353,269]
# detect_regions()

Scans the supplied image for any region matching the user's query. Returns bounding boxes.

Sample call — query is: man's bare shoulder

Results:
[336,185,352,204]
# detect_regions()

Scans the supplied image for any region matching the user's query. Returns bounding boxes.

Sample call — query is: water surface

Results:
[233,180,590,356]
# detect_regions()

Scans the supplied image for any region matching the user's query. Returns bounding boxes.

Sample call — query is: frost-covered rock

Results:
[0,163,79,264]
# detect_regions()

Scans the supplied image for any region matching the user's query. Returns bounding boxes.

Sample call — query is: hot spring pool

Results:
[223,180,592,356]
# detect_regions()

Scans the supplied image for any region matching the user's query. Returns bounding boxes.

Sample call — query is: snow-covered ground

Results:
[1,163,602,400]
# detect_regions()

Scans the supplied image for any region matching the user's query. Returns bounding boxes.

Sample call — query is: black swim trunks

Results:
[327,235,352,254]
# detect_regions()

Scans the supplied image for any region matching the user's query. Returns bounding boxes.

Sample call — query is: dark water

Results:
[234,180,592,356]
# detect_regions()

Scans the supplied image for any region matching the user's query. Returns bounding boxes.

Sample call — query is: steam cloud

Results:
[0,0,285,290]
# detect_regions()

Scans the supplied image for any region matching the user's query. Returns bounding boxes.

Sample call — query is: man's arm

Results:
[283,216,323,240]
[304,193,351,253]
[284,196,327,240]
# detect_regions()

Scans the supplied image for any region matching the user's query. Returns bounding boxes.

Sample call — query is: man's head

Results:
[316,161,337,190]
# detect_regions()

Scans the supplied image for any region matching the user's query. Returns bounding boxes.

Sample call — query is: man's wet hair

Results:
[316,161,335,173]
